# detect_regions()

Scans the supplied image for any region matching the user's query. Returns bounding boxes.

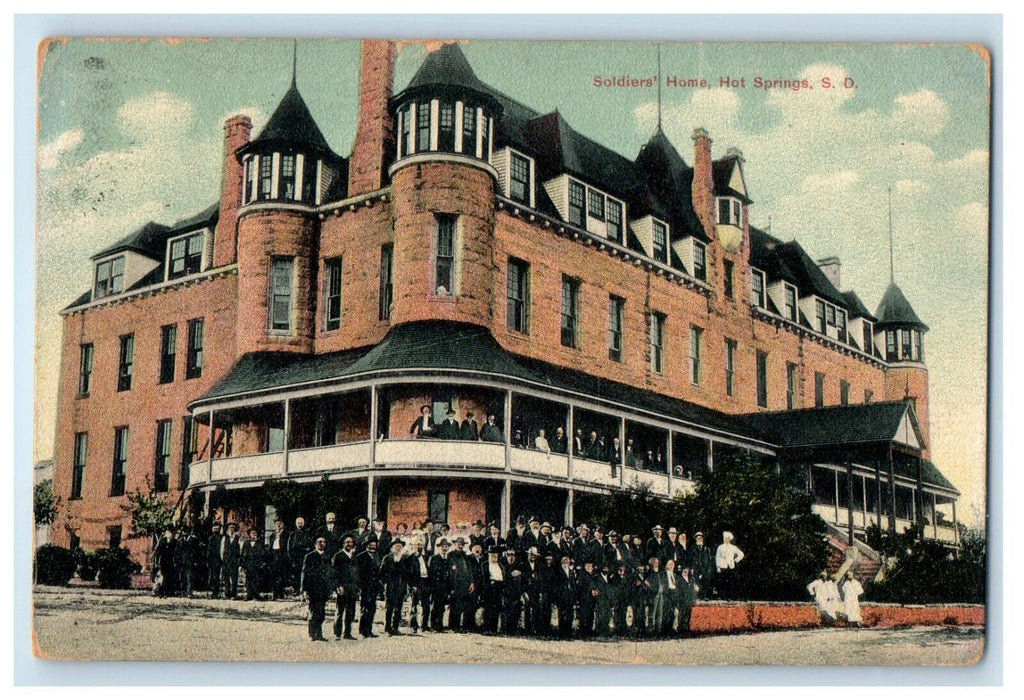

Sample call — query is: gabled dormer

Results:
[89,221,169,301]
[713,148,752,254]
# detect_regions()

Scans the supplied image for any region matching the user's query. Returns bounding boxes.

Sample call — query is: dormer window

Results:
[816,299,827,333]
[417,102,431,152]
[784,284,798,322]
[259,156,273,199]
[693,241,707,281]
[751,269,766,308]
[568,180,586,227]
[439,102,456,152]
[509,152,532,205]
[588,190,605,221]
[167,231,204,281]
[717,197,743,227]
[837,309,848,343]
[607,201,623,242]
[280,154,297,199]
[244,156,256,204]
[94,256,125,299]
[461,107,476,155]
[653,220,668,263]
[862,321,874,355]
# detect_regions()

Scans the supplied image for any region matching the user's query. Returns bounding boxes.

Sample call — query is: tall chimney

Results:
[817,256,842,290]
[691,127,715,237]
[348,40,396,197]
[213,115,252,268]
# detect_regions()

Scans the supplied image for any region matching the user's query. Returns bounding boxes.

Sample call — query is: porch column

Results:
[862,474,868,527]
[833,467,840,523]
[932,491,938,540]
[567,405,575,482]
[875,456,883,530]
[887,447,897,534]
[915,455,925,538]
[501,479,511,534]
[667,431,674,496]
[282,398,291,476]
[366,475,375,521]
[619,417,626,486]
[370,385,379,467]
[504,390,513,471]
[707,440,714,473]
[565,488,574,527]
[845,459,854,545]
[207,409,215,483]
[952,500,959,547]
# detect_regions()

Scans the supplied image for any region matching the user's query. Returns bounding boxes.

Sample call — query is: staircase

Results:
[825,523,883,585]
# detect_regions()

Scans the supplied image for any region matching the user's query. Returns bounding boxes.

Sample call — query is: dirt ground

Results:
[32,586,985,666]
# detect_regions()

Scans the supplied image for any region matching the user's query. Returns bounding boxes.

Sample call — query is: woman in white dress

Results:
[841,570,865,626]
[534,428,551,454]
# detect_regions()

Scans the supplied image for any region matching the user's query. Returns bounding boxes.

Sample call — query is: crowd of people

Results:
[151,514,747,642]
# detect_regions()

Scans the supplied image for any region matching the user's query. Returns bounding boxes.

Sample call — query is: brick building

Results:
[51,41,960,564]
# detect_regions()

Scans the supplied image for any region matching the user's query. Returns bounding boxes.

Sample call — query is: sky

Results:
[34,38,990,526]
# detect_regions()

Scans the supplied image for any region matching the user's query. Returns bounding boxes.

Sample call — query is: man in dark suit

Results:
[521,547,545,636]
[356,539,381,638]
[222,523,242,599]
[611,562,630,636]
[177,529,197,598]
[556,526,575,564]
[379,540,408,636]
[583,431,603,461]
[459,411,480,441]
[520,516,542,555]
[447,537,475,631]
[604,530,629,570]
[593,562,616,636]
[152,528,178,598]
[316,512,343,559]
[480,414,503,442]
[427,538,452,632]
[501,549,525,634]
[481,547,505,633]
[405,537,432,632]
[506,515,527,553]
[484,523,505,552]
[550,426,568,455]
[287,517,313,594]
[572,523,594,567]
[410,404,436,439]
[645,525,668,568]
[538,552,558,637]
[468,521,486,551]
[349,516,373,552]
[240,528,265,601]
[300,536,333,641]
[205,522,224,598]
[331,535,360,640]
[553,554,576,638]
[691,532,716,599]
[267,520,290,599]
[572,428,585,457]
[662,558,683,636]
[575,561,599,637]
[608,436,622,477]
[436,408,459,440]
[469,542,486,630]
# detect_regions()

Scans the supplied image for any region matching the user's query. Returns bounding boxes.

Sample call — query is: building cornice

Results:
[60,265,238,316]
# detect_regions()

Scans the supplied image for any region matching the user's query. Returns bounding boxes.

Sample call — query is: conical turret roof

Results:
[405,43,490,94]
[875,281,928,330]
[242,82,333,158]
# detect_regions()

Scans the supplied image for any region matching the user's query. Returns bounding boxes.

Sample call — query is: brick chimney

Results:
[348,40,396,197]
[691,127,715,237]
[213,115,252,268]
[817,256,842,290]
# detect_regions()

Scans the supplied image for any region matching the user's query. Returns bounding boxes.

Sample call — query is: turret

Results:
[876,281,930,454]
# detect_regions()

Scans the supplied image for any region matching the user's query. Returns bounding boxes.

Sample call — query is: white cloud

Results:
[800,170,859,193]
[894,179,928,196]
[37,128,84,170]
[890,88,950,137]
[117,91,194,143]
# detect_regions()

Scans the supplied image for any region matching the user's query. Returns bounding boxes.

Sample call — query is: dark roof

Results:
[90,221,171,261]
[712,156,752,204]
[919,461,958,493]
[241,82,335,159]
[841,291,876,322]
[748,227,847,308]
[738,401,923,450]
[403,43,493,97]
[633,129,708,243]
[875,282,928,330]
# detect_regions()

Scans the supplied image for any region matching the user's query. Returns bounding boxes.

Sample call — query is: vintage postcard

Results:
[33,38,989,665]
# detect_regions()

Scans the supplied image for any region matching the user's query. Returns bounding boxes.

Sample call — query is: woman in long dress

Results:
[841,570,865,626]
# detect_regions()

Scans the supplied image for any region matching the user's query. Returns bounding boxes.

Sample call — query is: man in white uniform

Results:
[807,570,839,624]
[841,570,864,626]
[714,531,744,600]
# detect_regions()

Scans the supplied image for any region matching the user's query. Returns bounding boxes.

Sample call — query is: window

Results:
[607,200,623,242]
[154,419,172,493]
[787,362,798,410]
[435,214,457,295]
[649,312,665,374]
[840,380,851,406]
[186,319,204,379]
[94,256,125,299]
[244,157,256,204]
[71,432,87,500]
[507,258,530,334]
[399,105,412,157]
[302,156,317,204]
[588,190,605,220]
[837,309,848,343]
[78,344,94,397]
[108,526,122,550]
[509,152,531,204]
[270,258,294,332]
[723,260,734,299]
[181,415,198,488]
[689,326,703,385]
[756,351,768,408]
[568,180,586,227]
[784,285,798,322]
[117,334,134,392]
[259,155,273,199]
[561,276,580,348]
[379,245,394,321]
[717,197,742,226]
[725,339,737,397]
[111,426,129,497]
[417,101,431,152]
[826,305,837,328]
[652,220,668,263]
[280,154,296,199]
[816,299,827,333]
[608,295,624,362]
[438,102,455,151]
[901,329,912,360]
[168,232,203,280]
[324,258,343,331]
[864,389,874,404]
[863,321,874,355]
[159,325,177,384]
[751,269,766,308]
[693,241,707,281]
[886,330,897,362]
[913,330,924,361]
[461,106,476,155]
[480,114,489,156]
[815,372,825,408]
[428,491,449,525]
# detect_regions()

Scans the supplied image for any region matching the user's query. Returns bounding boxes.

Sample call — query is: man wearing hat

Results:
[505,515,527,553]
[572,523,594,568]
[300,536,333,641]
[691,532,715,599]
[502,548,526,634]
[611,562,630,636]
[538,551,558,637]
[427,538,452,632]
[520,515,542,554]
[356,539,381,638]
[331,535,360,640]
[666,527,685,569]
[484,522,505,552]
[553,554,577,638]
[448,537,475,631]
[480,413,503,443]
[557,526,575,564]
[575,560,600,637]
[222,523,242,600]
[459,410,480,441]
[205,522,224,599]
[316,512,343,559]
[469,520,486,550]
[538,521,554,550]
[405,536,432,632]
[715,531,745,600]
[379,539,409,635]
[604,530,628,570]
[437,408,459,440]
[240,527,265,601]
[677,564,697,636]
[469,542,487,630]
[481,547,505,633]
[288,517,313,593]
[590,525,608,565]
[592,561,617,636]
[645,525,668,568]
[410,404,437,439]
[550,426,568,455]
[521,546,545,636]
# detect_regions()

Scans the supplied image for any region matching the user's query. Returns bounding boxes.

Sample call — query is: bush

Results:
[95,547,140,589]
[73,548,98,581]
[34,544,77,585]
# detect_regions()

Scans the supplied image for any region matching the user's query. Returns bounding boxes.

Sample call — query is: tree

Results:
[34,480,60,527]
[679,451,830,601]
[121,480,174,568]
[262,478,305,526]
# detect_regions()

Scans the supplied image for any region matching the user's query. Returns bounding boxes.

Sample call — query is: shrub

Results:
[34,544,76,586]
[95,547,140,589]
[73,548,98,581]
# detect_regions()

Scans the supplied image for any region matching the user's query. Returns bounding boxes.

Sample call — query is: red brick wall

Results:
[348,40,395,197]
[387,479,488,530]
[235,209,318,355]
[52,273,238,564]
[213,115,251,268]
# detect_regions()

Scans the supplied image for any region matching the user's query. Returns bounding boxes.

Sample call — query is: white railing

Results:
[288,442,372,474]
[573,457,619,487]
[623,468,669,496]
[210,452,283,482]
[510,447,569,479]
[375,439,506,469]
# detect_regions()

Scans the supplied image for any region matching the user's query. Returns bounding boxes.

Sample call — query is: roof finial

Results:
[291,39,298,88]
[767,214,772,233]
[888,186,895,284]
[656,43,663,132]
